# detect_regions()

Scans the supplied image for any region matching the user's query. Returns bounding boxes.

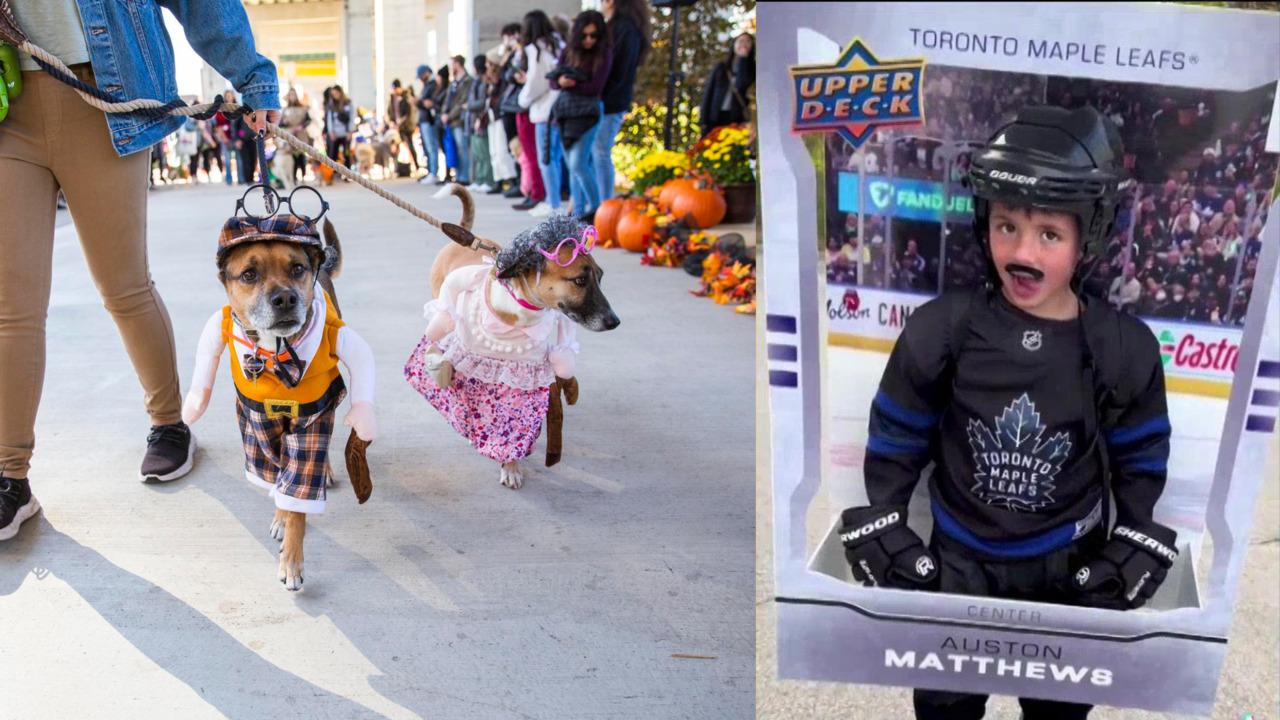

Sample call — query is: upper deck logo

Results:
[789,38,926,150]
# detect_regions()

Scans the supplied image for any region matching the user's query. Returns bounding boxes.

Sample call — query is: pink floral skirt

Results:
[404,336,550,463]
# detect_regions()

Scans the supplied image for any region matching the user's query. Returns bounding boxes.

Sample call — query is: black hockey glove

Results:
[839,505,939,591]
[1071,523,1179,610]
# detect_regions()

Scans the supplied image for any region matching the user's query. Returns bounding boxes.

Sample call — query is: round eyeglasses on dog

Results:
[537,226,598,266]
[235,184,330,223]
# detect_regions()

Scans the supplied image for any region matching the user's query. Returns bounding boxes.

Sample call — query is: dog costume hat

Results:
[404,214,586,466]
[183,214,378,513]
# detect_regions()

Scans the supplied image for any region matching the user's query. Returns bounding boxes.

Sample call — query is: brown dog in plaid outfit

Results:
[181,209,378,591]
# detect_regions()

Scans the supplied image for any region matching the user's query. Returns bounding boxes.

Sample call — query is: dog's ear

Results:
[305,245,327,274]
[496,261,522,280]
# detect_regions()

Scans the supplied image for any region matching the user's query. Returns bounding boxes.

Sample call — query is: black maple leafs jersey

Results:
[864,289,1172,543]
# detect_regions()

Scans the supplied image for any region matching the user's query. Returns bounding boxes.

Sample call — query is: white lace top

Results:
[428,264,579,391]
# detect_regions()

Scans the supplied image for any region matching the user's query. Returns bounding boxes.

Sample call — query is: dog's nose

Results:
[270,289,299,309]
[603,312,620,331]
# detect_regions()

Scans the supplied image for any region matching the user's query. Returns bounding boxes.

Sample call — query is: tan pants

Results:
[0,66,182,479]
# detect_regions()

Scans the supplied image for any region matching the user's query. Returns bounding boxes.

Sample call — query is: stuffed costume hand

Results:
[182,388,212,425]
[343,401,379,442]
[1072,523,1178,610]
[839,505,939,590]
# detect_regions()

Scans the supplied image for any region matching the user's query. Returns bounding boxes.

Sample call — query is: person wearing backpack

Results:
[839,105,1177,720]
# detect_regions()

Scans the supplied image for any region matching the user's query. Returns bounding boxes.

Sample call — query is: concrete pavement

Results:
[0,178,755,719]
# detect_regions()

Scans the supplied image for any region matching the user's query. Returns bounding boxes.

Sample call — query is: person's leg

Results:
[222,140,235,185]
[240,143,257,184]
[912,533,994,719]
[1018,697,1093,720]
[517,113,545,202]
[419,122,439,178]
[453,126,471,183]
[534,122,561,209]
[401,128,420,169]
[471,132,493,187]
[567,119,602,215]
[592,111,625,203]
[0,71,60,483]
[49,70,184,433]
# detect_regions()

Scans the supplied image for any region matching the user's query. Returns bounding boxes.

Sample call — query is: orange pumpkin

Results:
[658,178,695,212]
[595,197,627,242]
[671,185,726,229]
[616,208,658,253]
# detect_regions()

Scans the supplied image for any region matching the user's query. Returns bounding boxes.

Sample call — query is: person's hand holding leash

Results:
[343,401,379,442]
[839,505,939,590]
[248,109,281,136]
[1071,523,1179,610]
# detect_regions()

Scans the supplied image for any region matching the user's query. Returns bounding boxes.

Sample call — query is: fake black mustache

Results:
[1004,264,1045,282]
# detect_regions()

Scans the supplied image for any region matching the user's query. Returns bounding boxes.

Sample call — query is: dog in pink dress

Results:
[406,214,619,489]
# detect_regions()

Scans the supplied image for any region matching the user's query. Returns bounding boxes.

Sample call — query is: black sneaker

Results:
[485,184,505,195]
[512,199,538,211]
[503,184,524,199]
[141,422,195,483]
[0,477,40,541]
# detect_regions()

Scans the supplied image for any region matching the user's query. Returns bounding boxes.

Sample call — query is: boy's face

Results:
[987,202,1081,318]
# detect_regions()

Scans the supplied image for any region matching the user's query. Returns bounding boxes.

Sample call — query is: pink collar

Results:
[498,276,545,311]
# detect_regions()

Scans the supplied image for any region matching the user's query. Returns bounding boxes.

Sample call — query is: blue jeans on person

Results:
[534,122,563,210]
[566,108,603,215]
[450,126,471,184]
[419,122,439,178]
[591,111,625,203]
[221,140,236,185]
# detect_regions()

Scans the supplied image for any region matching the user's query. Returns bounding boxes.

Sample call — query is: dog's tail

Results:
[432,183,475,230]
[321,218,344,280]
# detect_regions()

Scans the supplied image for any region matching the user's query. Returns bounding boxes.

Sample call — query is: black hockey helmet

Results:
[967,105,1133,277]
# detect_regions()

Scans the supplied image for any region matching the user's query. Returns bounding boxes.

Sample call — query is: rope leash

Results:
[17,39,446,230]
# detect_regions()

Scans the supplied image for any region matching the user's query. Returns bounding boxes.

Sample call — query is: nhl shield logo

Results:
[1022,330,1042,352]
[1075,567,1091,586]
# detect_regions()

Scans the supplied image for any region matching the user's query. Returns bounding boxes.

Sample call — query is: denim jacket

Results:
[66,0,280,157]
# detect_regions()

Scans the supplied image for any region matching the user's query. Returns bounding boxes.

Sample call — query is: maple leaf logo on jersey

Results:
[966,393,1072,511]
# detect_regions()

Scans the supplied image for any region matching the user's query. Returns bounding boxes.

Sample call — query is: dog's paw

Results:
[499,464,524,490]
[269,511,287,542]
[278,557,304,591]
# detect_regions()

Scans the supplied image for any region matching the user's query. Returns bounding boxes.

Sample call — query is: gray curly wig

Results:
[495,213,592,279]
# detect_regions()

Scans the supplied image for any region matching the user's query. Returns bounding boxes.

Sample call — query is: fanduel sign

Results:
[838,173,974,222]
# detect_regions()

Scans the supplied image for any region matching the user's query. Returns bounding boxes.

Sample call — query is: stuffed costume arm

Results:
[424,266,473,341]
[548,314,579,379]
[336,326,378,442]
[181,309,228,425]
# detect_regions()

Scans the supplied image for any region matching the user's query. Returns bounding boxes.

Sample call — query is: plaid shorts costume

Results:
[237,379,346,512]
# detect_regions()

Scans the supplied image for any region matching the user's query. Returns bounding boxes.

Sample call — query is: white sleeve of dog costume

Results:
[547,314,580,379]
[191,308,227,392]
[335,326,376,406]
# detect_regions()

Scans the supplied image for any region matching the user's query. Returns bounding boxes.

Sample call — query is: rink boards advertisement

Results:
[761,2,1280,716]
[825,285,1247,390]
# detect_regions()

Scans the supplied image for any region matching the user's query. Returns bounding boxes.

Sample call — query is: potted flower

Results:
[627,149,691,196]
[689,124,756,224]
